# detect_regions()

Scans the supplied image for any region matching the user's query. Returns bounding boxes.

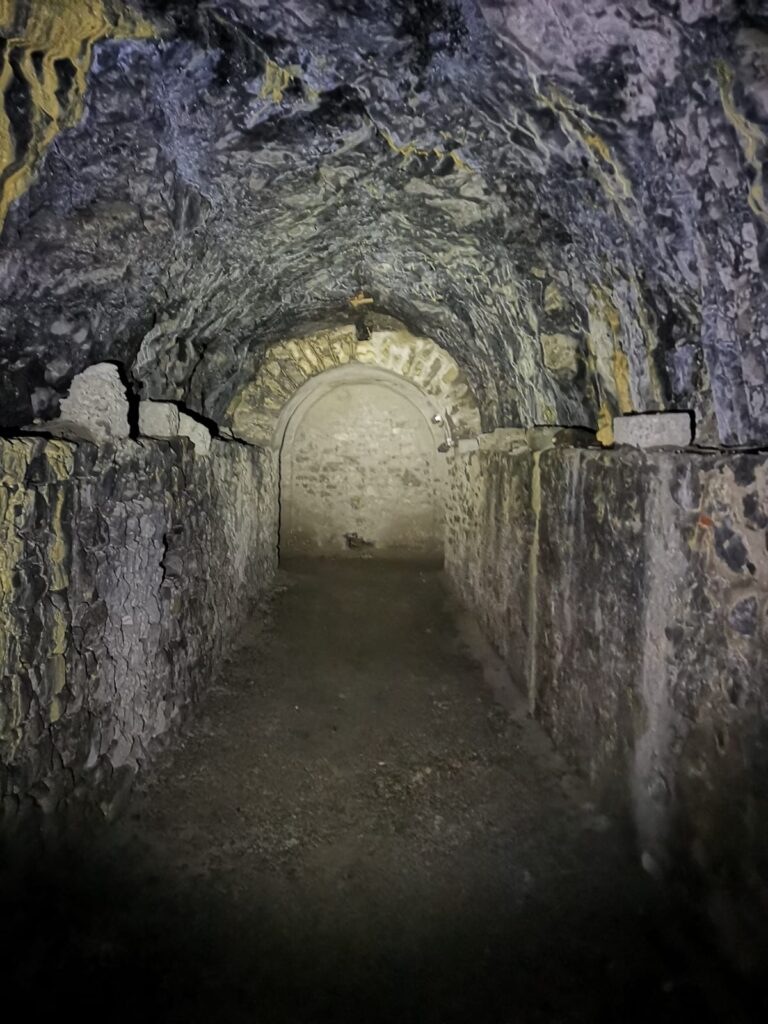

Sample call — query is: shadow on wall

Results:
[0,828,762,1024]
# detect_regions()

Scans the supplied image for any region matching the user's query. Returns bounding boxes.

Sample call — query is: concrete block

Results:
[178,412,212,454]
[51,362,130,443]
[613,412,693,449]
[139,400,180,439]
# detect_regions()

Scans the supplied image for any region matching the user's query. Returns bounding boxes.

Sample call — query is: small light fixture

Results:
[431,413,443,425]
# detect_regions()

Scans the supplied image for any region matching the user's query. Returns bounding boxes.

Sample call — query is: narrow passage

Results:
[5,563,748,1022]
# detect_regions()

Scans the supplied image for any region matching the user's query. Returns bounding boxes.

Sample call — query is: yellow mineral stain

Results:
[589,282,622,339]
[596,402,614,447]
[48,485,69,592]
[0,0,155,229]
[612,349,633,414]
[590,285,633,417]
[0,440,34,694]
[50,601,68,657]
[380,128,473,172]
[49,696,62,724]
[629,275,665,406]
[51,653,67,693]
[540,88,633,208]
[716,60,768,224]
[543,281,563,313]
[260,58,296,103]
[0,435,35,486]
[1,440,73,741]
[45,439,75,481]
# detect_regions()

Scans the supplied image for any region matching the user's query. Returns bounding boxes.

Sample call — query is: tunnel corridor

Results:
[1,1,768,1019]
[2,561,755,1022]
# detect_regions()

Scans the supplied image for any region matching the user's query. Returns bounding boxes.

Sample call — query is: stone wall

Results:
[445,449,535,679]
[0,436,277,818]
[281,381,443,559]
[446,444,768,963]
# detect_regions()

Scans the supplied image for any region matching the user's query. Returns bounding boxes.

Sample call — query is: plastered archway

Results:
[278,365,447,561]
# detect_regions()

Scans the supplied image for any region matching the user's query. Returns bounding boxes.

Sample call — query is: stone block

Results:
[178,412,212,455]
[613,412,693,449]
[139,400,180,439]
[48,363,130,443]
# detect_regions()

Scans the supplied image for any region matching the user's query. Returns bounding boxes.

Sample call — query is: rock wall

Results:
[446,444,768,964]
[0,436,277,818]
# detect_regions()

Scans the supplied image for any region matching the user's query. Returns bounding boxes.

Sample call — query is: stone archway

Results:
[277,364,446,561]
[224,324,482,449]
[224,323,482,562]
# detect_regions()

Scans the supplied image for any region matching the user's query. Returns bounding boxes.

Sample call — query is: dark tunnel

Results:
[1,2,768,1020]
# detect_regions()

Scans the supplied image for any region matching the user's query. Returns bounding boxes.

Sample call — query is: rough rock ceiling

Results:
[0,0,766,445]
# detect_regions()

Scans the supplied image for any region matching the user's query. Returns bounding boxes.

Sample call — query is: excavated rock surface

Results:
[1,1,767,444]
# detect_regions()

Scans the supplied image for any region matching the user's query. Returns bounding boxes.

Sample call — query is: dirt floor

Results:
[0,561,762,1022]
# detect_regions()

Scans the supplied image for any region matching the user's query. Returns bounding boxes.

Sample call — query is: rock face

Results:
[446,445,768,965]
[0,436,277,818]
[0,1,766,446]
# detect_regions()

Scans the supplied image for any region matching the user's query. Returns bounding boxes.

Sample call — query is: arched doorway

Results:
[223,322,483,564]
[278,366,446,561]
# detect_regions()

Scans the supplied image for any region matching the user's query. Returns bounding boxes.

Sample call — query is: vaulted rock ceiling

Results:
[1,0,766,445]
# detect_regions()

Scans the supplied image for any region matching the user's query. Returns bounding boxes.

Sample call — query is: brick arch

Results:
[225,324,481,448]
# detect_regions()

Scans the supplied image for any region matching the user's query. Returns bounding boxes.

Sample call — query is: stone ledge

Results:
[26,363,130,445]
